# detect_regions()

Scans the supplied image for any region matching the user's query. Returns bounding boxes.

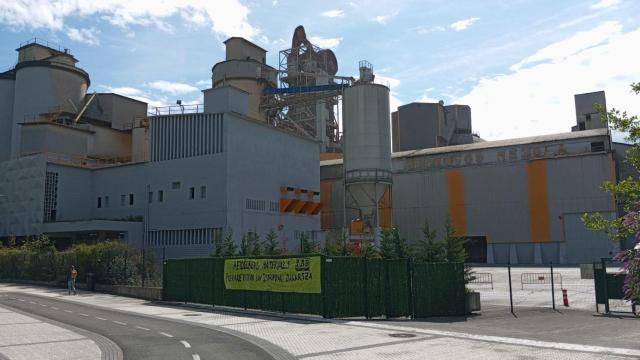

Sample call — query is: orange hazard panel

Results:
[292,200,307,214]
[527,160,550,242]
[279,199,299,213]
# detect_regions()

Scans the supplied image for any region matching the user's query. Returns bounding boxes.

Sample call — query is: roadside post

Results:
[550,262,556,310]
[507,262,514,315]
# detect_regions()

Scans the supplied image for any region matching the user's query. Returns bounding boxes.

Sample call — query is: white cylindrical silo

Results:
[10,61,89,158]
[342,83,393,239]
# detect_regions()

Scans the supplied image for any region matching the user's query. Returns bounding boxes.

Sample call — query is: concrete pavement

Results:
[1,283,638,359]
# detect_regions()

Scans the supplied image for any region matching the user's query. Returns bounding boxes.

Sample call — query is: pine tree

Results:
[379,228,396,259]
[443,215,467,263]
[263,229,281,255]
[214,230,236,257]
[416,219,446,262]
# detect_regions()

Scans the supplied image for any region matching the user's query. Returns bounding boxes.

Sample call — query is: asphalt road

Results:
[0,292,275,360]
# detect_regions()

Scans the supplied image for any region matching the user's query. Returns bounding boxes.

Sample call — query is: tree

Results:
[379,228,411,259]
[583,82,640,304]
[415,219,446,262]
[443,216,467,263]
[323,229,352,256]
[263,229,281,255]
[299,232,318,254]
[214,230,236,257]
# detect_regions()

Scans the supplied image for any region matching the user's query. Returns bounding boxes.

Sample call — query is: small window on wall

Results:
[120,195,126,206]
[158,190,164,202]
[200,186,207,199]
[172,181,181,189]
[129,194,135,205]
[148,191,153,204]
[105,196,110,208]
[97,197,102,208]
[189,187,195,200]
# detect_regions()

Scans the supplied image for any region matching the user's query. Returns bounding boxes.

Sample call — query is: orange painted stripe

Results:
[378,188,392,229]
[320,181,332,229]
[527,160,551,242]
[447,170,466,236]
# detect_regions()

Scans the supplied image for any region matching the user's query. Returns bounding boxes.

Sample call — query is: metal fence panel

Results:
[323,257,366,318]
[164,259,188,302]
[386,259,412,318]
[413,262,466,317]
[187,258,214,304]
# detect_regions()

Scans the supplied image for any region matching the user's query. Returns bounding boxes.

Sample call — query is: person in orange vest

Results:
[67,265,78,295]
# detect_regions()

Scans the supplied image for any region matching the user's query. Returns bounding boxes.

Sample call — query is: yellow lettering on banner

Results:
[224,256,322,294]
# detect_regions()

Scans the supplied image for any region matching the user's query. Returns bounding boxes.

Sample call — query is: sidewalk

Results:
[0,294,102,360]
[1,283,638,359]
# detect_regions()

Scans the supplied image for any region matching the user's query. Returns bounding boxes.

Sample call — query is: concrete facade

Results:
[321,129,618,264]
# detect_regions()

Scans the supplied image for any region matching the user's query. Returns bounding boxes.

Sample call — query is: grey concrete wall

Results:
[87,126,131,158]
[225,113,321,251]
[0,155,46,236]
[0,78,15,161]
[395,103,443,151]
[20,123,89,156]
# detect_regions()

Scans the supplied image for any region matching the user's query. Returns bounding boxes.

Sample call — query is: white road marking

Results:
[159,332,174,338]
[79,313,89,317]
[180,340,191,349]
[40,304,47,307]
[192,355,201,360]
[113,321,127,326]
[51,307,59,310]
[135,326,150,331]
[64,310,73,313]
[29,301,36,304]
[353,322,640,358]
[18,299,25,302]
[95,317,107,321]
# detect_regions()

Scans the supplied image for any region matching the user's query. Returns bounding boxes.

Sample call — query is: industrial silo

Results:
[0,71,15,161]
[10,42,89,158]
[342,81,393,241]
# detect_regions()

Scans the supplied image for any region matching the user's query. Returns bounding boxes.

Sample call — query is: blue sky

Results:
[1,0,639,140]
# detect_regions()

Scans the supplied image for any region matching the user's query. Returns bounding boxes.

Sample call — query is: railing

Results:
[19,38,67,53]
[521,272,562,289]
[150,104,204,116]
[468,272,493,289]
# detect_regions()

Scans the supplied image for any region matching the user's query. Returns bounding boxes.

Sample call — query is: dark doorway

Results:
[465,236,487,263]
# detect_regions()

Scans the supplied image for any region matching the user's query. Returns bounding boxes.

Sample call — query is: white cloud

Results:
[195,79,211,87]
[309,36,343,49]
[100,85,167,108]
[322,9,344,18]
[455,22,640,140]
[147,80,199,95]
[348,2,359,8]
[591,0,621,9]
[511,21,621,71]
[450,17,479,31]
[375,74,401,89]
[66,27,100,45]
[416,25,445,35]
[416,94,439,103]
[0,0,258,39]
[371,13,396,25]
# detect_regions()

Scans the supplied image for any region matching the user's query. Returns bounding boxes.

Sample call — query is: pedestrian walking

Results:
[67,266,78,295]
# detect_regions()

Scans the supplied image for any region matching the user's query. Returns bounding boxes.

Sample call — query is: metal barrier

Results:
[520,272,562,289]
[469,272,493,289]
[594,258,635,314]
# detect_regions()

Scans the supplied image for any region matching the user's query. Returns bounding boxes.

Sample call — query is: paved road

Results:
[0,293,274,360]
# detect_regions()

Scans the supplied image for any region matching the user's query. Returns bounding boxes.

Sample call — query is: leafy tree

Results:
[263,229,281,255]
[360,240,379,259]
[415,219,446,262]
[379,228,412,259]
[583,82,640,303]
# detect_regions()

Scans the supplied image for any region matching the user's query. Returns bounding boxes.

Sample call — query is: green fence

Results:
[593,259,630,313]
[163,255,466,318]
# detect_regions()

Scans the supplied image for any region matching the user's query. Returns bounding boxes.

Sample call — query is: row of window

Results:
[245,198,279,213]
[146,228,222,247]
[96,184,207,208]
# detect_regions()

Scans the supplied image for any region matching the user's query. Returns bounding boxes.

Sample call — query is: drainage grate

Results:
[388,333,417,338]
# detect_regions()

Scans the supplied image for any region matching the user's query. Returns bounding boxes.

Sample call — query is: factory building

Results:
[322,91,624,264]
[0,27,629,265]
[0,38,320,258]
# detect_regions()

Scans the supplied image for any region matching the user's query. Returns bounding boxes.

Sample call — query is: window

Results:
[129,193,135,206]
[172,181,181,189]
[189,187,195,200]
[591,141,605,152]
[148,191,153,204]
[120,195,126,206]
[200,186,207,199]
[97,197,102,208]
[105,196,109,208]
[585,114,592,121]
[158,190,164,202]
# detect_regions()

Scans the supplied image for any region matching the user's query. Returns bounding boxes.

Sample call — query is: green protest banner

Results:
[224,256,321,294]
